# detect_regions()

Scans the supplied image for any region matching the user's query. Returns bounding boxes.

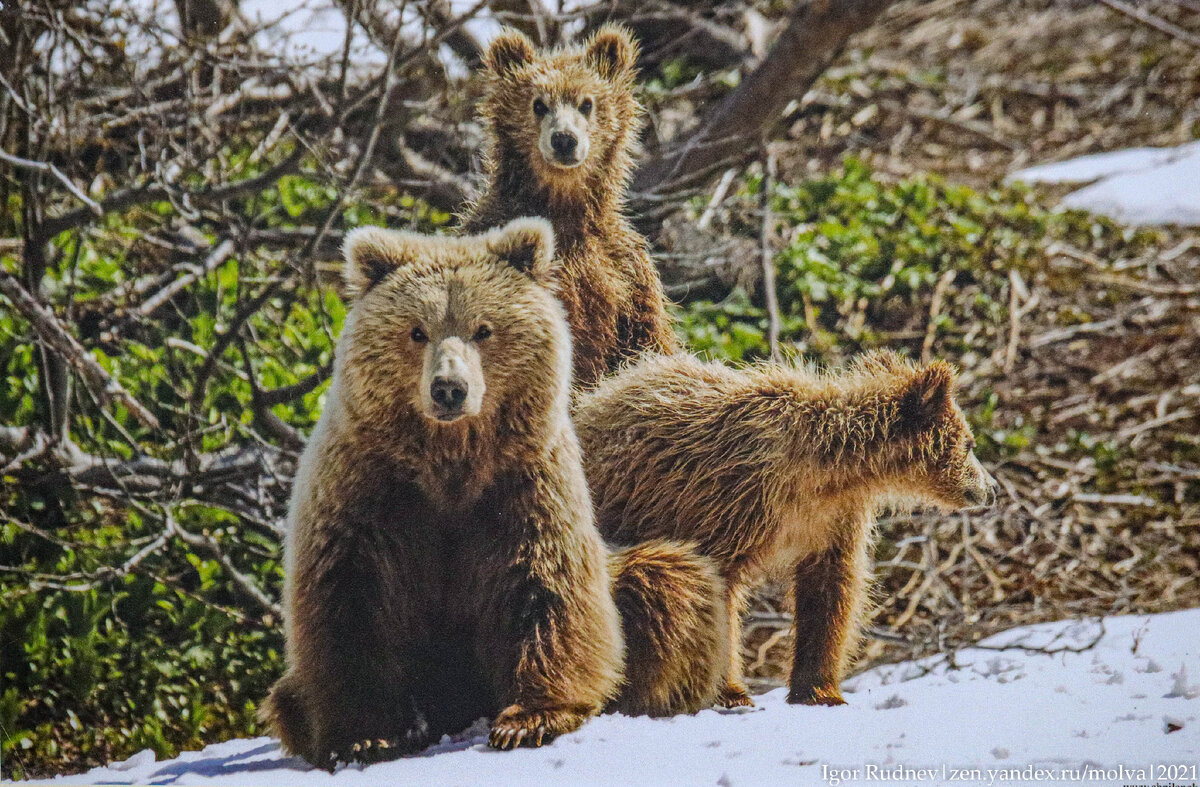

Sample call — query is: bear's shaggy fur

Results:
[574,350,997,708]
[607,539,730,718]
[261,219,729,768]
[262,219,623,767]
[460,25,679,389]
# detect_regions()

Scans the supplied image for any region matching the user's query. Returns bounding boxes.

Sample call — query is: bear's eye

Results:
[579,98,593,117]
[532,98,548,118]
[411,326,428,343]
[473,324,492,342]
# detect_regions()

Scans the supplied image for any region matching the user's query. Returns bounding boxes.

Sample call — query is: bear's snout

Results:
[551,132,577,160]
[431,375,469,414]
[963,454,999,507]
[537,104,590,169]
[421,336,485,422]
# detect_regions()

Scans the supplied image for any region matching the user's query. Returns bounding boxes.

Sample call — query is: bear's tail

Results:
[607,539,730,717]
[260,671,315,763]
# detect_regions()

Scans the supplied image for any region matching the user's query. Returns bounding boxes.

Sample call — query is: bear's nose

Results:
[965,475,999,507]
[431,376,468,410]
[550,132,577,158]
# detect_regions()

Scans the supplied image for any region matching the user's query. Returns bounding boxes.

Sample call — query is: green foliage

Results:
[0,150,447,779]
[675,158,1149,367]
[673,158,1157,458]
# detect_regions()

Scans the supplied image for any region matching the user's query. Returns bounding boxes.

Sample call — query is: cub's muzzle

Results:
[550,131,578,163]
[964,457,1000,507]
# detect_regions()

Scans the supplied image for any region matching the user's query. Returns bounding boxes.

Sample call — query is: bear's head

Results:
[843,351,996,511]
[480,24,640,198]
[880,355,998,511]
[337,217,569,432]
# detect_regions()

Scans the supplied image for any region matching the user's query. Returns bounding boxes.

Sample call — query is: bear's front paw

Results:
[717,681,755,708]
[786,684,846,706]
[325,710,431,769]
[326,738,404,770]
[488,704,588,750]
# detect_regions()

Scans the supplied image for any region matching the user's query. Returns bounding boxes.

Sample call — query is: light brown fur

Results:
[262,219,624,767]
[460,25,679,389]
[607,539,730,717]
[574,350,997,707]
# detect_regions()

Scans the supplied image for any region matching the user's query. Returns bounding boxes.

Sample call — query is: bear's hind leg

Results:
[786,533,871,706]
[608,540,730,716]
[261,671,314,762]
[717,584,754,708]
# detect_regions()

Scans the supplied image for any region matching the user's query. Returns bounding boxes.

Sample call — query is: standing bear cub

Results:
[262,219,625,767]
[262,219,730,768]
[575,350,998,709]
[461,24,679,389]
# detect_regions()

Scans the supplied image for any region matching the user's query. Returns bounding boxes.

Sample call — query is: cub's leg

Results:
[478,461,624,749]
[787,529,871,706]
[717,583,754,708]
[607,540,729,716]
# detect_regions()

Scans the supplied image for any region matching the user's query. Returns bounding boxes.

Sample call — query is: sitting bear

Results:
[262,218,727,768]
[574,350,998,709]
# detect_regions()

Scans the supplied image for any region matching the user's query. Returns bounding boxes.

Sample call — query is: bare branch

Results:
[0,271,160,429]
[0,148,103,216]
[633,0,901,198]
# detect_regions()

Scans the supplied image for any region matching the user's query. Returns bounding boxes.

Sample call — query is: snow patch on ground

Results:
[19,609,1200,786]
[1009,142,1200,226]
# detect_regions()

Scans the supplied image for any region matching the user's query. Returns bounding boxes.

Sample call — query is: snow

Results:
[19,609,1200,787]
[1009,142,1200,226]
[112,0,505,72]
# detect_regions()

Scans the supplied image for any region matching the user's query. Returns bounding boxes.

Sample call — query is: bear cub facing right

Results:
[576,350,998,709]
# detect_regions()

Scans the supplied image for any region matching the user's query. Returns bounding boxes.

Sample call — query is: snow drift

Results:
[21,609,1200,786]
[1009,142,1200,227]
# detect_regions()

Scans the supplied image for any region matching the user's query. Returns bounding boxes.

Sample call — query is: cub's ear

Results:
[487,217,557,284]
[896,361,956,432]
[484,28,535,75]
[586,24,637,80]
[342,226,413,297]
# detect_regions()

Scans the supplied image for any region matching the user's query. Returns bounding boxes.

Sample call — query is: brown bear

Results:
[261,218,727,769]
[573,349,998,709]
[460,24,679,390]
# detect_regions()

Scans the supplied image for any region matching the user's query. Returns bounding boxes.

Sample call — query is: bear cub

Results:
[575,350,998,709]
[262,218,625,767]
[461,25,680,389]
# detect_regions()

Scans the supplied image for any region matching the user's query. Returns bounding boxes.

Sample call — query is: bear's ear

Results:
[484,28,535,76]
[342,226,414,297]
[896,361,955,433]
[585,24,637,80]
[487,217,557,284]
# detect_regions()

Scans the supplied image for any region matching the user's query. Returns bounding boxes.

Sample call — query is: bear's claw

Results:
[325,710,431,769]
[787,684,847,706]
[717,682,756,708]
[326,737,402,769]
[488,705,584,750]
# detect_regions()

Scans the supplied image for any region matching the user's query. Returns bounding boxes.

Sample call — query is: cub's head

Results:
[480,25,640,194]
[338,218,568,429]
[858,351,998,510]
